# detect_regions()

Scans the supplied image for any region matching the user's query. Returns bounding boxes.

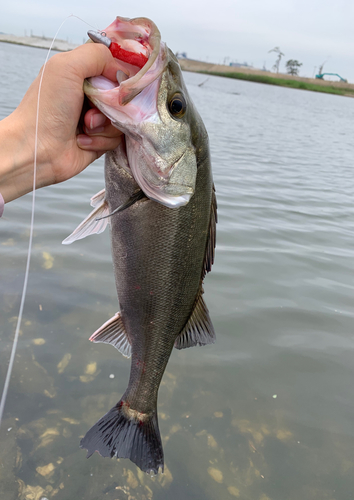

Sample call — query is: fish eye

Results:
[168,93,187,118]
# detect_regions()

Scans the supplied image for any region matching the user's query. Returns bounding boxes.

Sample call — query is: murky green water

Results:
[1,42,354,500]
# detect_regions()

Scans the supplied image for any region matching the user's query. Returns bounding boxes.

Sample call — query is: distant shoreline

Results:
[178,59,354,98]
[1,35,353,97]
[0,34,78,52]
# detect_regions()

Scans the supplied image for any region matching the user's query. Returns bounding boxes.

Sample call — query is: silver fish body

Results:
[110,136,212,396]
[64,18,216,474]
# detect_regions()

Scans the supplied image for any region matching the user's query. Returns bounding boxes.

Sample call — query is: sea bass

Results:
[63,16,217,474]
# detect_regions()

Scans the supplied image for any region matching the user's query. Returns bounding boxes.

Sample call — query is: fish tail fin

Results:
[80,399,164,474]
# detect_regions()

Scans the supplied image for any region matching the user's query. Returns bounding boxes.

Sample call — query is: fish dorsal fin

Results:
[90,188,106,207]
[89,312,132,358]
[203,185,217,278]
[174,187,217,350]
[174,289,215,350]
[62,199,109,245]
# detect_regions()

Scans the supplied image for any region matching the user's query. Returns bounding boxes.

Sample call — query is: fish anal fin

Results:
[62,199,109,245]
[174,289,215,350]
[90,312,132,358]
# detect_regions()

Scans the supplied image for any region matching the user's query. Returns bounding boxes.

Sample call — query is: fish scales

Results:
[106,137,213,413]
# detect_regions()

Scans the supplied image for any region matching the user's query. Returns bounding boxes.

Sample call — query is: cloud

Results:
[2,0,354,80]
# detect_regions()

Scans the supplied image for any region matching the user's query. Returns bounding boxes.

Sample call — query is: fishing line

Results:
[0,14,101,428]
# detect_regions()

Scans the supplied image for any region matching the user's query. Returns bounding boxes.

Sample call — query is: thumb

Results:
[67,43,120,82]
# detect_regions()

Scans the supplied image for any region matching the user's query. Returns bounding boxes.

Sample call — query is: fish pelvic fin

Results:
[80,400,164,475]
[62,198,109,245]
[174,287,215,350]
[90,312,132,358]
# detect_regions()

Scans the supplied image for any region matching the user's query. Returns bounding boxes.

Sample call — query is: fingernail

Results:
[85,126,105,135]
[90,113,106,129]
[77,135,93,146]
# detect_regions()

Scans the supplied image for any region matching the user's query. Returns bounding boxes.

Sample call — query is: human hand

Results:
[0,43,122,203]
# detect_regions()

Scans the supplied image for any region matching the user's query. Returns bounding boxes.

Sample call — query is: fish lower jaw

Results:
[120,400,150,423]
[131,168,194,207]
[144,188,193,208]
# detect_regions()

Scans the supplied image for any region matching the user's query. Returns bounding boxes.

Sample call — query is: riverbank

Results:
[178,58,354,97]
[0,34,78,52]
[1,35,352,97]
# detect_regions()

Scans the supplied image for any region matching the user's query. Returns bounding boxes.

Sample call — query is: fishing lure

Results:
[88,30,148,68]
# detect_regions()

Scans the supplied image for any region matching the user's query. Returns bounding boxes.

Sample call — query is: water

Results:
[1,42,354,500]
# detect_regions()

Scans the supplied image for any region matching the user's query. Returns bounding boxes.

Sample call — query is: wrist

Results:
[0,111,44,203]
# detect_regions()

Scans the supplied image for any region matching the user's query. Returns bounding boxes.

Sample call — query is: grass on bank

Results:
[198,70,354,97]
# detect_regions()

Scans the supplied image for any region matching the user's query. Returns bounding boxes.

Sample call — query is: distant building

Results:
[230,61,254,68]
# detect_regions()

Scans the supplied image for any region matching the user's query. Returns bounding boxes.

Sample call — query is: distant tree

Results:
[268,47,284,73]
[285,59,302,76]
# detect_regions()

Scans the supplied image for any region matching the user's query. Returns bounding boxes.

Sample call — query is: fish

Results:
[63,16,217,474]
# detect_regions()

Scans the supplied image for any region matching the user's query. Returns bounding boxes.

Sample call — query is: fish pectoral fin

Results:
[174,289,216,350]
[96,190,146,221]
[90,188,106,207]
[89,312,132,358]
[62,199,109,245]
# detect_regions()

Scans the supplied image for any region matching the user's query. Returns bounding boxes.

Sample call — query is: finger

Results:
[84,107,110,130]
[77,133,123,152]
[84,122,122,138]
[83,108,123,138]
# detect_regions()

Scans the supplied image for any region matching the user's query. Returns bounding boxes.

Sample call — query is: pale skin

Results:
[0,43,123,203]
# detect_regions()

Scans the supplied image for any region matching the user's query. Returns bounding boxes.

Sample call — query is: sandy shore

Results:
[0,34,78,52]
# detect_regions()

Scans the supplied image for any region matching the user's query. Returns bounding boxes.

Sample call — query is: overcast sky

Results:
[2,0,354,81]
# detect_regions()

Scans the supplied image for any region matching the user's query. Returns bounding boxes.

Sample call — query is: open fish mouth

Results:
[83,17,197,208]
[86,16,167,106]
